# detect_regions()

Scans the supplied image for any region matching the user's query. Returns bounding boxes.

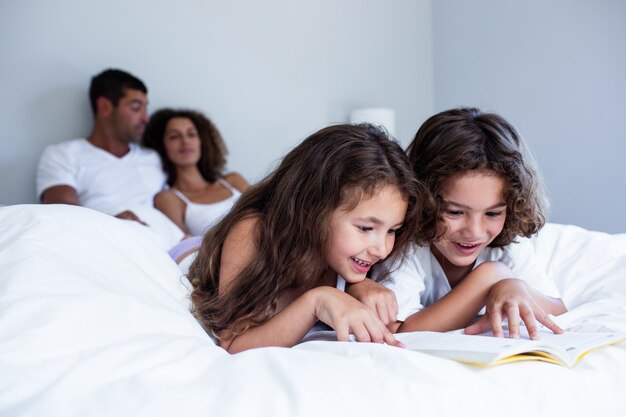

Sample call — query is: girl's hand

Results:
[345,279,398,325]
[312,287,403,347]
[464,278,563,339]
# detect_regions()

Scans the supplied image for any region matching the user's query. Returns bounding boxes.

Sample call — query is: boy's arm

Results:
[348,262,513,333]
[350,258,565,337]
[346,249,427,326]
[464,279,565,339]
[345,278,399,325]
[397,261,512,333]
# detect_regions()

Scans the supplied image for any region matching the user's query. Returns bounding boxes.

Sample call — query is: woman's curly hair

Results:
[142,108,227,186]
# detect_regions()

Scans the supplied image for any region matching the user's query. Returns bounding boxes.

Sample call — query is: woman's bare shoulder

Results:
[223,172,250,192]
[154,189,185,208]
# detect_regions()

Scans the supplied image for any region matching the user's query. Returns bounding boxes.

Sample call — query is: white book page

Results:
[395,331,542,364]
[299,328,626,366]
[396,329,626,366]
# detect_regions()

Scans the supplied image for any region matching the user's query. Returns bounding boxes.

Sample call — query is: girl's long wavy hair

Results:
[407,107,547,247]
[189,124,435,339]
[142,108,227,186]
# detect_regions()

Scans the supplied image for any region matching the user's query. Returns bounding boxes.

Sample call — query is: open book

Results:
[394,330,626,367]
[300,329,626,368]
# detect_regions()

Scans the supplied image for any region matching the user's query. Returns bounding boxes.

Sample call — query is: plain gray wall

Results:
[0,0,434,204]
[2,1,625,233]
[433,0,626,233]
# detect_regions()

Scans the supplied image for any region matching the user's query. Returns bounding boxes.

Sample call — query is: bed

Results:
[1,204,625,417]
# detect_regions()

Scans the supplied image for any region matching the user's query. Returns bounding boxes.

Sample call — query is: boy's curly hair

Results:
[407,107,547,247]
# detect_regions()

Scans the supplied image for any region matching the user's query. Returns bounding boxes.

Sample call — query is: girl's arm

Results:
[153,190,190,235]
[223,286,399,353]
[217,217,400,353]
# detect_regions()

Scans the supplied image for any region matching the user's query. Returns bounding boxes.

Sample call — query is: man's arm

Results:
[40,185,80,205]
[41,185,148,225]
[37,142,80,205]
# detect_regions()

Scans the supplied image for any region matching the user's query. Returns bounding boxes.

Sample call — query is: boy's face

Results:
[431,171,507,279]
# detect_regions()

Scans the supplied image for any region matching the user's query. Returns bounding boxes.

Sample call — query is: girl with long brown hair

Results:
[188,123,435,353]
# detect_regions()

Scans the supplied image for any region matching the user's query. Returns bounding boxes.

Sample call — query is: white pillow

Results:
[530,223,626,332]
[532,224,626,306]
[0,204,221,414]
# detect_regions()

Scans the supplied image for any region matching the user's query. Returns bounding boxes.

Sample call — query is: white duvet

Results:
[0,205,625,417]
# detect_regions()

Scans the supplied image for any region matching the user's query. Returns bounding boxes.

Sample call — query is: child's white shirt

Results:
[380,237,561,321]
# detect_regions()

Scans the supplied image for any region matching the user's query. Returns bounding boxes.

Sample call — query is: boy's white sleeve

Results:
[379,251,426,322]
[36,144,78,199]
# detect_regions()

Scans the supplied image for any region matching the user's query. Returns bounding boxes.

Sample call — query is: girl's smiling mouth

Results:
[351,256,373,272]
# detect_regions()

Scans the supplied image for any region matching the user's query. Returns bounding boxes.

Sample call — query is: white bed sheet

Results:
[0,205,625,417]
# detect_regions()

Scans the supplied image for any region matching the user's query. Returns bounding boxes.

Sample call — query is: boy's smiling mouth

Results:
[457,242,480,248]
[453,241,482,255]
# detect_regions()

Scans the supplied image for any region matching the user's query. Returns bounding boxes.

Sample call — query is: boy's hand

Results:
[464,278,563,339]
[345,279,398,325]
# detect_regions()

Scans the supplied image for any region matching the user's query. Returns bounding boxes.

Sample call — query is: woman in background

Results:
[143,109,249,239]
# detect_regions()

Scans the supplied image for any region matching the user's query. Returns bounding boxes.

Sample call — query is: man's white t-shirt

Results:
[36,138,184,248]
[380,238,561,321]
[37,138,165,214]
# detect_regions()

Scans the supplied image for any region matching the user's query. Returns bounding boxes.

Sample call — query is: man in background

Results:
[36,68,183,248]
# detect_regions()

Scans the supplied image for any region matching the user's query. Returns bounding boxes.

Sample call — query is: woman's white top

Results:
[172,178,241,236]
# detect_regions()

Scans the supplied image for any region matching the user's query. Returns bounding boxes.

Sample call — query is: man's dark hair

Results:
[89,68,147,115]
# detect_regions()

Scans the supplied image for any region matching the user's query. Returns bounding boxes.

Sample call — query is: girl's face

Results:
[432,171,507,278]
[324,185,408,284]
[163,117,201,167]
